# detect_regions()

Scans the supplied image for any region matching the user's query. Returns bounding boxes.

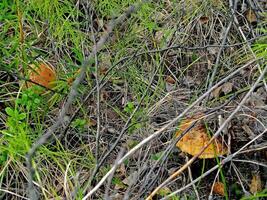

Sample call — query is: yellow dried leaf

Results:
[213,182,225,196]
[176,114,227,158]
[250,174,262,194]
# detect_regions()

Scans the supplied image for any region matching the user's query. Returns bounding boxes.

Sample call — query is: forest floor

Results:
[0,0,267,199]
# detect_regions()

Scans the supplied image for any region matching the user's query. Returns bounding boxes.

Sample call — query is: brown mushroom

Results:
[176,114,227,159]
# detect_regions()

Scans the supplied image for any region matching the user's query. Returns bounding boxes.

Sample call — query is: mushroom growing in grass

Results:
[25,62,56,91]
[176,114,227,159]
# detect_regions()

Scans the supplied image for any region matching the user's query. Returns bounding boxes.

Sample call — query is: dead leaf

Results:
[27,62,56,89]
[250,174,262,194]
[87,118,97,127]
[176,114,227,158]
[166,75,176,84]
[207,59,212,70]
[246,93,266,107]
[99,52,111,74]
[213,182,225,196]
[212,82,233,98]
[199,16,209,24]
[212,87,222,98]
[119,163,127,177]
[242,124,255,138]
[221,82,233,94]
[110,193,124,200]
[155,31,164,43]
[207,46,220,55]
[244,8,257,25]
[101,90,110,101]
[166,75,176,91]
[100,66,108,75]
[122,174,134,186]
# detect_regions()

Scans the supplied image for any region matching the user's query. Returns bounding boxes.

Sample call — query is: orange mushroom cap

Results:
[27,62,56,89]
[176,114,227,159]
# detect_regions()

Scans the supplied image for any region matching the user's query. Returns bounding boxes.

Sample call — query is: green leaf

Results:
[127,102,134,109]
[151,151,164,161]
[18,113,26,120]
[5,107,14,117]
[34,98,41,104]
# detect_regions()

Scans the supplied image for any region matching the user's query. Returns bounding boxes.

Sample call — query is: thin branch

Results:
[232,159,267,168]
[61,51,136,137]
[57,32,267,137]
[137,97,235,198]
[206,0,236,101]
[208,169,221,200]
[186,156,200,200]
[229,0,267,92]
[90,14,101,164]
[104,148,125,200]
[113,33,267,65]
[0,189,29,200]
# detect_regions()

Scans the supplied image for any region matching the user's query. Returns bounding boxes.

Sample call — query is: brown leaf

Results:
[101,90,110,101]
[155,31,164,43]
[207,59,212,70]
[212,87,222,98]
[87,118,97,127]
[242,124,255,138]
[213,182,225,196]
[250,174,262,194]
[212,82,233,98]
[199,16,209,24]
[166,75,176,84]
[221,82,233,94]
[100,66,108,75]
[176,114,227,158]
[244,8,257,25]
